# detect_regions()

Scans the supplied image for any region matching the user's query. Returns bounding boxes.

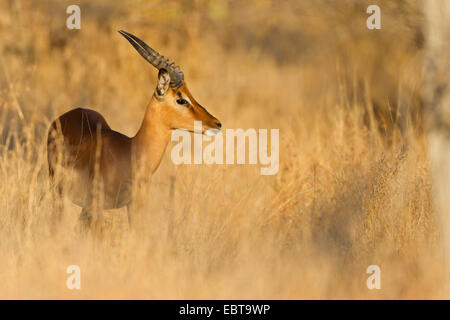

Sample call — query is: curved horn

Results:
[118,30,184,88]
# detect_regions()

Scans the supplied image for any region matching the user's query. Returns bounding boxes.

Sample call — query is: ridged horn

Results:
[118,30,184,88]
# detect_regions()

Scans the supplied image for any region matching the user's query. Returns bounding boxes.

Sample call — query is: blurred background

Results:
[0,0,425,137]
[0,0,446,299]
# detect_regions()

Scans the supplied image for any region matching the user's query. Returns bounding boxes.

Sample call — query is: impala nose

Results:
[215,122,222,129]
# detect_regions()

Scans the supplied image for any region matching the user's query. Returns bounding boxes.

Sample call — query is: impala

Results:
[47,30,221,230]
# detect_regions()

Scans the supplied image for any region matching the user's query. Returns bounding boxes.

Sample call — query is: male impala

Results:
[47,30,221,230]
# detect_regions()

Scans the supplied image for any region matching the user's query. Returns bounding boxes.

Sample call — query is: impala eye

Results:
[176,98,189,106]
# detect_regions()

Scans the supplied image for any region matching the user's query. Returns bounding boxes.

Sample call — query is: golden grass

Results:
[0,0,447,298]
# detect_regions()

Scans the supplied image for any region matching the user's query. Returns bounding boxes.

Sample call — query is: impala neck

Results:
[132,96,172,175]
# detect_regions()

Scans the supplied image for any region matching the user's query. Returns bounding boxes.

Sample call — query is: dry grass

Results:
[0,0,447,299]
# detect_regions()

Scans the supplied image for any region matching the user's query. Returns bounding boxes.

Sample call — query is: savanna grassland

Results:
[0,0,447,299]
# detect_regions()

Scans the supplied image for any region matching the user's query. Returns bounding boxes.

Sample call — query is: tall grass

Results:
[0,0,446,298]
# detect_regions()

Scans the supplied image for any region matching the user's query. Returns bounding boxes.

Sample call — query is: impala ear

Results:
[156,69,171,97]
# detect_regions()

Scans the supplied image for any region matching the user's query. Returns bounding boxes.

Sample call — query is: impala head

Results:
[119,30,221,136]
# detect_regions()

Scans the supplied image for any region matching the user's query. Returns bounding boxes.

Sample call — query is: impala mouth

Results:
[205,128,221,137]
[179,128,221,136]
[176,121,222,136]
[175,128,216,135]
